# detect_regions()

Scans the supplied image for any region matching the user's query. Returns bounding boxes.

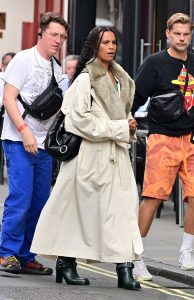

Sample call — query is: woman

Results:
[31,26,143,290]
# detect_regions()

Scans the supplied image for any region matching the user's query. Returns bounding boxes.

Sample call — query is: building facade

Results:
[0,0,193,76]
[68,0,192,77]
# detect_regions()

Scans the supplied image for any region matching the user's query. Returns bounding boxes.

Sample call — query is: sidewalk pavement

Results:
[0,175,194,287]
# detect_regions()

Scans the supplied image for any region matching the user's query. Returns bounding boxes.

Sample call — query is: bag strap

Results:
[53,56,61,66]
[50,58,57,84]
[18,57,58,119]
[17,94,29,119]
[183,56,189,95]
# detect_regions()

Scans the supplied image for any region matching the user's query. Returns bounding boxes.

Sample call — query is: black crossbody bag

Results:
[18,58,63,121]
[148,59,189,124]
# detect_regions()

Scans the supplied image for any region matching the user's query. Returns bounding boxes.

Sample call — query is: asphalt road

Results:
[0,258,194,300]
[0,168,194,299]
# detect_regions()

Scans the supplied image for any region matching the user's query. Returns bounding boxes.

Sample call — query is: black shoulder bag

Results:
[148,60,189,123]
[18,59,63,120]
[44,90,93,162]
[44,111,82,162]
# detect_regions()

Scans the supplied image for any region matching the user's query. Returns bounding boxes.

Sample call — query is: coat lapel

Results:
[86,58,135,120]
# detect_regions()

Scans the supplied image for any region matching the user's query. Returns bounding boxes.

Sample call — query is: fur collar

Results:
[85,58,135,120]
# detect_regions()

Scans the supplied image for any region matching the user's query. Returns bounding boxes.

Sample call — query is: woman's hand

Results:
[128,119,138,135]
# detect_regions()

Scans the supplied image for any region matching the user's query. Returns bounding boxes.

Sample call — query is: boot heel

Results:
[56,257,90,285]
[118,278,123,288]
[116,262,141,290]
[56,270,63,283]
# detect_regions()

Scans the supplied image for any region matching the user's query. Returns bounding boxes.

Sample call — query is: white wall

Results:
[0,0,34,60]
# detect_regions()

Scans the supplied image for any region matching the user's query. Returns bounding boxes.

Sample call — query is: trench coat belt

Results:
[109,141,129,190]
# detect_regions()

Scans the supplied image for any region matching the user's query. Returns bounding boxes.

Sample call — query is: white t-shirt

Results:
[1,46,62,149]
[0,72,4,110]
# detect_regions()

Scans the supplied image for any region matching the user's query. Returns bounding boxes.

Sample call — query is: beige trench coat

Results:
[31,72,143,263]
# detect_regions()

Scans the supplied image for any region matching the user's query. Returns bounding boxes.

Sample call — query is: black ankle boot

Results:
[56,257,90,285]
[116,262,141,290]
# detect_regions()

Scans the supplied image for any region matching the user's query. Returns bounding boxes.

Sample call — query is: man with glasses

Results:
[41,30,67,42]
[0,12,69,275]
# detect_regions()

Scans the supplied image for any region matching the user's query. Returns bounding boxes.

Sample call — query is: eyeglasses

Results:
[43,30,67,42]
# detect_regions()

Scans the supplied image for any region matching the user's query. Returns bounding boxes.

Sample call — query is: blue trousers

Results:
[0,140,52,265]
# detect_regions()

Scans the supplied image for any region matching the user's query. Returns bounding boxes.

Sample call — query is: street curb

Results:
[147,264,194,287]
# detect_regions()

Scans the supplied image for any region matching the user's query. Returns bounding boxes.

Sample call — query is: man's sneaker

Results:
[21,260,53,275]
[133,260,153,281]
[0,256,21,274]
[179,248,194,270]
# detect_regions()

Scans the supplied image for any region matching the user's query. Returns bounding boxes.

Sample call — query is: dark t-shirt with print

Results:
[131,49,194,136]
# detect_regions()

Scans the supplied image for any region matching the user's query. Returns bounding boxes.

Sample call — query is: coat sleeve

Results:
[61,73,130,146]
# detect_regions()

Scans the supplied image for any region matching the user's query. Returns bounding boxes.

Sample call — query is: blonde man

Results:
[132,13,194,280]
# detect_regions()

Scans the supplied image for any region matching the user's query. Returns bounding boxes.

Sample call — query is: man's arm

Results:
[131,56,156,116]
[3,83,38,154]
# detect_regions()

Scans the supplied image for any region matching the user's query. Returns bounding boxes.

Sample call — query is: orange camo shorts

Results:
[142,133,194,201]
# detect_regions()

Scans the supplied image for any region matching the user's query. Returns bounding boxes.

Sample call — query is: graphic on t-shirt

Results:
[171,65,194,111]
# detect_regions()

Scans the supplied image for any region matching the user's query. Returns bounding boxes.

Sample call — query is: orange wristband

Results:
[18,123,28,132]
